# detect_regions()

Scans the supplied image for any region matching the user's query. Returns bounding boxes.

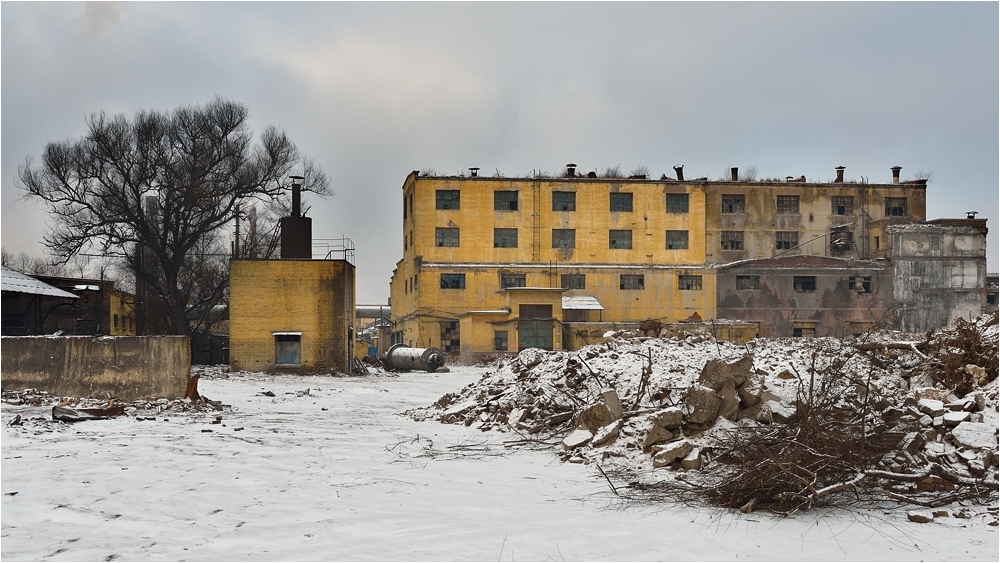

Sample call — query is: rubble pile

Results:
[412,315,999,512]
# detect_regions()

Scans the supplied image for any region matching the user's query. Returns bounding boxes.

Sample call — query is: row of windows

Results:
[434,190,907,217]
[437,227,813,251]
[733,275,872,292]
[437,272,703,291]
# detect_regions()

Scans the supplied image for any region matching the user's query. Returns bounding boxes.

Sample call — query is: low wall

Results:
[1,336,190,400]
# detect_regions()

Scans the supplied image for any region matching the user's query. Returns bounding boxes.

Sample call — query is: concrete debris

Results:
[907,510,935,523]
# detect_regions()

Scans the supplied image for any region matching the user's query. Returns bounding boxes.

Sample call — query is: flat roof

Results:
[1,266,78,298]
[562,295,604,310]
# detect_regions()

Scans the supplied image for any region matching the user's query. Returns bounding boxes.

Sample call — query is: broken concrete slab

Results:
[652,440,694,468]
[599,389,623,420]
[950,422,998,451]
[942,411,970,426]
[561,428,593,451]
[642,426,675,452]
[907,510,934,523]
[918,398,945,417]
[592,419,623,448]
[577,403,614,433]
[698,355,752,392]
[718,380,739,421]
[680,447,702,470]
[649,407,683,430]
[684,385,721,425]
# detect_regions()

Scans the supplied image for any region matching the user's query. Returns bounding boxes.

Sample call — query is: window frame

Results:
[552,191,576,212]
[500,273,526,289]
[775,231,798,250]
[831,196,854,215]
[610,192,634,212]
[435,227,460,247]
[435,190,460,210]
[678,274,702,290]
[666,193,689,213]
[666,230,689,250]
[721,194,746,214]
[849,275,872,293]
[720,230,744,250]
[885,197,907,217]
[736,275,760,290]
[776,195,800,215]
[494,190,519,211]
[793,276,817,292]
[552,228,576,249]
[609,229,633,249]
[619,274,645,290]
[440,273,466,289]
[561,274,586,289]
[494,331,508,351]
[493,228,518,248]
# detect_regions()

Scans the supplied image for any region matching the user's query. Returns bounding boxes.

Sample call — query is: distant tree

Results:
[18,97,330,335]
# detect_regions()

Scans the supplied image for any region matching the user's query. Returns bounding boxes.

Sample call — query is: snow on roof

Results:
[1,266,78,298]
[561,295,604,310]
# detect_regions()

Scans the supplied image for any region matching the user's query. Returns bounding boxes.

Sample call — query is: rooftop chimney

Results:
[566,163,577,177]
[673,165,684,182]
[835,166,845,183]
[891,166,902,184]
[280,175,312,259]
[469,167,479,177]
[290,175,304,217]
[731,167,739,182]
[967,211,978,220]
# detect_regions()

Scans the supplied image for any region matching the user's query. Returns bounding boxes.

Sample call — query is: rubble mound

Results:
[411,315,999,513]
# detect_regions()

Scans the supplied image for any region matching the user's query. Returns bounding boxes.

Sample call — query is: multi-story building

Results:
[389,164,939,359]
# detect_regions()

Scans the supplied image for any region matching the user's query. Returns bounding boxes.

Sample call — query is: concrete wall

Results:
[1,336,189,399]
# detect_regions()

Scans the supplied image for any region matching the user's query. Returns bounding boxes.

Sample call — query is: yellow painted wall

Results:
[108,290,136,336]
[230,259,355,373]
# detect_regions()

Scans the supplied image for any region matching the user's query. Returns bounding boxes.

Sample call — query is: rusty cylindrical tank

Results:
[384,344,445,372]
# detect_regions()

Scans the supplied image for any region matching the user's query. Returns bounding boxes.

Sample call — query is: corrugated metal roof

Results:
[1,266,78,298]
[562,295,604,310]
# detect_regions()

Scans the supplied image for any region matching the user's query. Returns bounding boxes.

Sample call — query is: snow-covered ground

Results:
[2,366,997,561]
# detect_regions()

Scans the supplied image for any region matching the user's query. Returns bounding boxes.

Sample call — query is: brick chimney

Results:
[835,166,845,183]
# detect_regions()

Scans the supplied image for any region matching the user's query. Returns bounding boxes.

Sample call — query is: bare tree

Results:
[18,98,330,335]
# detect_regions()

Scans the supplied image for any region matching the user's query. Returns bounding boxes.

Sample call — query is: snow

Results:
[2,366,998,561]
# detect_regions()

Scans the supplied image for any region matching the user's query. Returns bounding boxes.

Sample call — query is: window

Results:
[552,191,576,211]
[776,195,799,214]
[609,230,633,249]
[849,276,872,293]
[830,229,853,251]
[494,228,518,248]
[620,274,644,290]
[441,321,459,353]
[435,227,459,247]
[666,230,689,250]
[721,194,745,213]
[561,274,586,289]
[831,196,853,215]
[403,194,408,219]
[736,275,760,290]
[494,191,518,211]
[274,333,301,365]
[666,193,689,213]
[113,314,119,329]
[885,197,907,217]
[552,229,576,249]
[793,276,817,292]
[500,273,526,289]
[678,275,702,290]
[775,231,798,250]
[440,273,466,289]
[721,231,744,250]
[610,192,633,212]
[412,275,417,290]
[988,293,997,305]
[494,331,508,351]
[436,190,460,210]
[792,323,816,338]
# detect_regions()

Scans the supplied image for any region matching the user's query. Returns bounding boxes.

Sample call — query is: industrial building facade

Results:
[388,164,988,360]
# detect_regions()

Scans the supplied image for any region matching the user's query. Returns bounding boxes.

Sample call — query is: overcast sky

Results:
[3,2,997,304]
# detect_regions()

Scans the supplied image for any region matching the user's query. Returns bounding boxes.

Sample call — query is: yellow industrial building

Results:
[389,165,927,361]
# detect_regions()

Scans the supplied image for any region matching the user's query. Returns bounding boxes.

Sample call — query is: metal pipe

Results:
[384,344,445,372]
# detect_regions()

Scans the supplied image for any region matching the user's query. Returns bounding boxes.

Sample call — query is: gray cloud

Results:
[3,2,997,303]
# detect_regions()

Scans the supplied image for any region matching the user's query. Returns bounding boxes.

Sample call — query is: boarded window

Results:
[736,275,760,290]
[792,323,816,338]
[561,274,586,289]
[609,230,633,249]
[440,321,460,353]
[552,229,576,248]
[519,304,552,318]
[274,334,301,365]
[678,275,702,290]
[620,274,644,290]
[666,193,689,213]
[776,195,799,214]
[440,273,466,289]
[721,231,744,250]
[494,331,508,351]
[721,194,745,213]
[831,196,853,215]
[436,190,460,210]
[494,191,518,211]
[775,231,798,250]
[435,227,459,247]
[494,228,518,248]
[552,191,576,211]
[500,273,526,289]
[666,230,689,250]
[885,197,907,217]
[849,276,872,293]
[610,192,633,212]
[793,276,817,292]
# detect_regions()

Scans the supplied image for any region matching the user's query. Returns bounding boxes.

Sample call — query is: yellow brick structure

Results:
[230,259,355,373]
[389,167,927,360]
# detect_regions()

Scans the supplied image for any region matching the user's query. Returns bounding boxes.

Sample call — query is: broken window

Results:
[721,194,745,213]
[793,276,817,292]
[494,228,518,248]
[494,191,518,211]
[666,193,689,213]
[440,273,466,289]
[830,229,853,252]
[885,197,907,217]
[610,192,633,212]
[609,230,633,249]
[436,190,460,210]
[792,322,816,338]
[831,196,853,215]
[440,321,459,353]
[721,231,744,250]
[775,231,798,250]
[666,230,689,250]
[552,191,576,211]
[776,195,799,214]
[620,274,644,290]
[494,331,508,351]
[435,227,459,247]
[500,273,526,289]
[849,276,872,293]
[561,274,586,289]
[736,275,760,290]
[552,229,576,249]
[678,275,702,290]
